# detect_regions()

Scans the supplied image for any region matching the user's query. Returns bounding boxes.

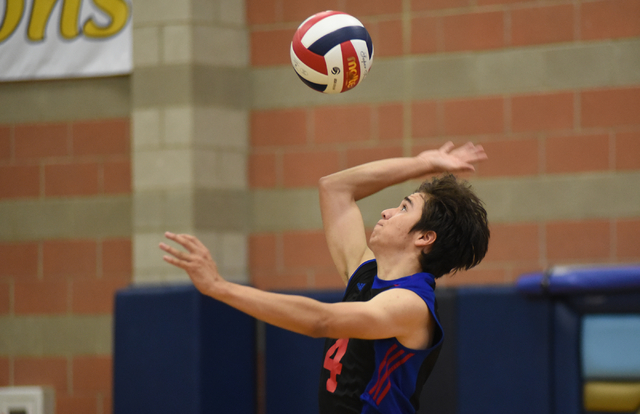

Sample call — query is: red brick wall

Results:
[247,0,640,290]
[0,119,131,198]
[249,0,640,66]
[247,92,640,289]
[0,118,131,414]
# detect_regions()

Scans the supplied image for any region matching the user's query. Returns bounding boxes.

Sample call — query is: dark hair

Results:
[410,174,489,278]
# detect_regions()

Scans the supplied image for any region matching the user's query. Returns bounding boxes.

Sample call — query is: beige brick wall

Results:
[130,0,251,284]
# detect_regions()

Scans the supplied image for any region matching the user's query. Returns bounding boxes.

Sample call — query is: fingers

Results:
[453,142,488,161]
[183,233,207,251]
[164,231,200,253]
[162,253,189,270]
[159,241,190,260]
[160,232,201,265]
[442,141,487,158]
[452,141,479,153]
[161,232,213,271]
[439,141,455,153]
[470,144,488,161]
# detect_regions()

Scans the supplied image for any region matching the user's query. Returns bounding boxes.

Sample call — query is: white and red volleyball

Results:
[290,11,374,94]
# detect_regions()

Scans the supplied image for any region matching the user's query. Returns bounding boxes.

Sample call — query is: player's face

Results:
[370,193,426,249]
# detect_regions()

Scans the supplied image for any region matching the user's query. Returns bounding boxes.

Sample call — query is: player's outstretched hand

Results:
[416,141,487,173]
[160,232,224,297]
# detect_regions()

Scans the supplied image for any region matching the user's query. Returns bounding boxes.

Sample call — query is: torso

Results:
[318,260,444,414]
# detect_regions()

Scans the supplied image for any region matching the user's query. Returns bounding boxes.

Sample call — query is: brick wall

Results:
[0,120,130,198]
[247,0,640,290]
[0,112,131,414]
[249,0,640,64]
[1,1,639,412]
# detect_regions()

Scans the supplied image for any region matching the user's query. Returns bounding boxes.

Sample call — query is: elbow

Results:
[308,318,329,339]
[307,312,333,339]
[318,175,337,205]
[318,175,334,194]
[318,174,352,202]
[319,173,347,193]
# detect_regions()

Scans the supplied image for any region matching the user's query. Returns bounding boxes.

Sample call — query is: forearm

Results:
[318,155,435,279]
[160,232,344,338]
[210,282,333,338]
[319,156,431,202]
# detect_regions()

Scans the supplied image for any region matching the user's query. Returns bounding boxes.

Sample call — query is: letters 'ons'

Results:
[0,0,129,43]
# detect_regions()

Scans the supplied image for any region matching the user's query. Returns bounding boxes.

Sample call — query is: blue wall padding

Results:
[456,286,552,414]
[114,285,256,414]
[553,301,582,414]
[265,290,343,414]
[582,314,640,380]
[517,266,640,296]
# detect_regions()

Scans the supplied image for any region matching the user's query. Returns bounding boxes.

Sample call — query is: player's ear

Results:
[415,230,436,250]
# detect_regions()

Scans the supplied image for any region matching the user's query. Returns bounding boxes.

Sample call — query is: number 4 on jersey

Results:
[323,338,349,392]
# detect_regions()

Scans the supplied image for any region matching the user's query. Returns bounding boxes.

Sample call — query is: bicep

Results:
[321,290,428,341]
[319,183,374,283]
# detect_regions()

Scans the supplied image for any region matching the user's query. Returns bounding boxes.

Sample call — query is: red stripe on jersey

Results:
[340,40,360,92]
[374,353,415,405]
[369,345,397,396]
[369,343,416,405]
[291,35,328,75]
[376,382,392,406]
[296,10,345,38]
[371,349,404,399]
[370,346,404,397]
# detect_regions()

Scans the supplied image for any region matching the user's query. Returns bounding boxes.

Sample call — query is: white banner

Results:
[0,0,132,81]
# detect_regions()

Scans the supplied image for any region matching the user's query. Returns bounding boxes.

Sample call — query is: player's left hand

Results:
[160,232,224,296]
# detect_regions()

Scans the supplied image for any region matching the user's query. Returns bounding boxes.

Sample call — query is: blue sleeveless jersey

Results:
[361,272,443,413]
[318,260,444,414]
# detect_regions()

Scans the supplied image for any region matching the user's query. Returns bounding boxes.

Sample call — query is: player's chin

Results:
[368,230,380,245]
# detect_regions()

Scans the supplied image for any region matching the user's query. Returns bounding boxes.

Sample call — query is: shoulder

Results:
[372,287,429,312]
[343,260,377,301]
[392,273,436,304]
[370,286,438,350]
[371,273,437,328]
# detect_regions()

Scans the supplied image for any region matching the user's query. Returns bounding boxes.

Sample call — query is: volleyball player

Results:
[160,141,490,413]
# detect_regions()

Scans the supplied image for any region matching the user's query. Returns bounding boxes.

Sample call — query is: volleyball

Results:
[290,11,374,94]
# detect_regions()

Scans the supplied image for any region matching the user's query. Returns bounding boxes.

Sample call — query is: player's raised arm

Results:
[319,142,487,283]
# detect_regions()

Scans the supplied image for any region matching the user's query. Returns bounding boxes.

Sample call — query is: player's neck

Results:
[375,253,422,281]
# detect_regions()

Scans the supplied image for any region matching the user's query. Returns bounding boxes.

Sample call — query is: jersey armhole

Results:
[426,300,444,350]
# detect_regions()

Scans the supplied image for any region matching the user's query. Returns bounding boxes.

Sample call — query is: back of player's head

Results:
[411,174,490,278]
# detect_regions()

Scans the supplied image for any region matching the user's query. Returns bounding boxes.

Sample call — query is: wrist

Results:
[413,152,438,174]
[208,279,234,301]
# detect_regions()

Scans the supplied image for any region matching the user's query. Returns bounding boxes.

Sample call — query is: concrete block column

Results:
[131,0,250,284]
